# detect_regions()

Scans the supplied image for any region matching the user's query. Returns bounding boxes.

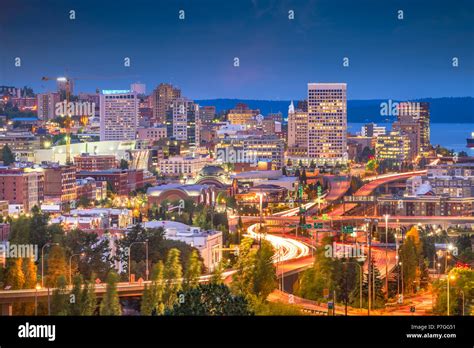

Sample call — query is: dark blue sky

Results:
[1,0,473,100]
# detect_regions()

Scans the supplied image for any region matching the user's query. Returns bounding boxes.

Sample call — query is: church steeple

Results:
[288,100,295,114]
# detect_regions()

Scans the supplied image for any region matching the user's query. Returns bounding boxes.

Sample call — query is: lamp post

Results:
[128,241,149,283]
[41,242,59,287]
[35,283,41,316]
[69,253,85,284]
[256,192,266,245]
[447,273,456,316]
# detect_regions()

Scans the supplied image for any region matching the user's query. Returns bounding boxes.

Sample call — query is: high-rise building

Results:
[307,83,347,161]
[43,165,77,204]
[287,100,308,148]
[37,92,60,120]
[0,169,44,212]
[99,90,138,141]
[375,131,411,169]
[227,103,260,126]
[361,123,386,137]
[242,135,285,169]
[199,106,216,124]
[166,98,200,146]
[151,83,181,124]
[393,101,430,157]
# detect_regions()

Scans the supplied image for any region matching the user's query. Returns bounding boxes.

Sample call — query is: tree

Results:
[51,275,69,315]
[252,240,277,300]
[210,261,225,285]
[433,267,473,315]
[5,258,25,290]
[100,271,122,316]
[141,262,165,315]
[64,229,113,281]
[46,245,68,288]
[68,275,84,315]
[399,235,419,294]
[167,283,252,315]
[231,238,256,297]
[119,159,129,170]
[23,257,37,289]
[183,250,202,291]
[81,276,97,315]
[163,248,183,309]
[1,145,15,165]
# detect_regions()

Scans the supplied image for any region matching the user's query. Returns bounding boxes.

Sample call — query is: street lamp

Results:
[128,241,149,283]
[256,192,266,242]
[69,252,85,284]
[447,273,456,316]
[41,243,59,287]
[384,214,389,298]
[35,283,41,316]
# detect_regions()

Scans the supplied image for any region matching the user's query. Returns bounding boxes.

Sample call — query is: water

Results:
[348,123,474,154]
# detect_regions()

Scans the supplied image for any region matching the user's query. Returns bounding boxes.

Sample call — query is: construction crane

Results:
[41,76,74,164]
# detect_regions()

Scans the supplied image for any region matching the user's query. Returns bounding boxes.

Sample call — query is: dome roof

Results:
[200,165,225,177]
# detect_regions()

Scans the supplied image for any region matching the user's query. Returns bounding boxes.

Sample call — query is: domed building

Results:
[193,165,231,188]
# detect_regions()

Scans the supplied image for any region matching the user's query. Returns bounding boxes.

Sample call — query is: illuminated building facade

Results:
[375,131,411,169]
[99,90,138,141]
[307,83,347,161]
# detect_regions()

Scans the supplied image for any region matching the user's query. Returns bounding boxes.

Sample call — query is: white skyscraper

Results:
[307,83,347,162]
[100,90,138,141]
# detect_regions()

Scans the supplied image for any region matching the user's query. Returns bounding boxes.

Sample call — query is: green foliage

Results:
[5,258,25,290]
[252,300,303,315]
[81,276,98,315]
[51,275,69,316]
[141,262,165,316]
[119,159,129,170]
[252,241,277,300]
[167,283,252,316]
[64,229,113,281]
[23,257,37,289]
[1,145,15,165]
[433,267,473,315]
[46,245,68,288]
[163,248,183,309]
[231,238,277,301]
[68,275,84,315]
[100,271,122,316]
[183,250,202,291]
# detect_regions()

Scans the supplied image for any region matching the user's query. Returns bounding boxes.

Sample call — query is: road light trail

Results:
[245,223,310,262]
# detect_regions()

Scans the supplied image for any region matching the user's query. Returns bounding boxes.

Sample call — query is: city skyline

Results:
[1,0,473,100]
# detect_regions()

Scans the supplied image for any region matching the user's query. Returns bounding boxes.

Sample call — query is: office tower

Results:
[375,131,411,169]
[361,123,386,137]
[287,100,308,148]
[99,90,138,141]
[307,83,347,160]
[166,98,199,146]
[227,103,260,125]
[37,92,60,120]
[393,101,430,156]
[151,83,181,124]
[242,135,285,169]
[199,106,216,124]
